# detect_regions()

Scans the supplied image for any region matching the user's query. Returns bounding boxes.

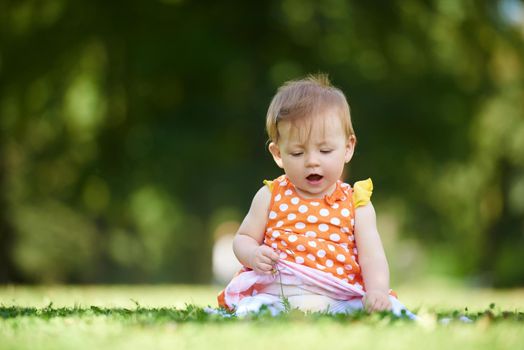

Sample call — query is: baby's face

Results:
[269,109,355,199]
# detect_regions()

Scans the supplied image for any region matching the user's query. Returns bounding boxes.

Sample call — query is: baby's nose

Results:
[305,153,320,166]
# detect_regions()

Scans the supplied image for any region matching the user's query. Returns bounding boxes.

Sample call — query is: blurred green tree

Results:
[0,0,523,286]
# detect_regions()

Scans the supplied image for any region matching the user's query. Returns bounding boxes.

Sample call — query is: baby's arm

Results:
[232,186,279,275]
[354,202,392,312]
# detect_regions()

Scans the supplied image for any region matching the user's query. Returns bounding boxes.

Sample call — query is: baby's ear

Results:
[268,142,284,169]
[345,135,356,163]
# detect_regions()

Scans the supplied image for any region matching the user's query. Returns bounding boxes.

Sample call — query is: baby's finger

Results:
[374,300,385,311]
[258,255,273,265]
[363,296,371,312]
[262,248,279,262]
[368,298,379,312]
[379,299,391,311]
[258,262,275,273]
[363,297,372,312]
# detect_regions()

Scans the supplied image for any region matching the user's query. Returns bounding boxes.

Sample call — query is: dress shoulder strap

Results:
[352,178,373,208]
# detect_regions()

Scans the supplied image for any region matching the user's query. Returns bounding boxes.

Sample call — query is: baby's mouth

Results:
[306,174,323,182]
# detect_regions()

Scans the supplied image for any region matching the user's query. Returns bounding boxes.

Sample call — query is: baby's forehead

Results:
[279,115,343,144]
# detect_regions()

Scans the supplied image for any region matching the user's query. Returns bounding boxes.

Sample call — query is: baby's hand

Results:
[250,245,279,275]
[363,290,392,313]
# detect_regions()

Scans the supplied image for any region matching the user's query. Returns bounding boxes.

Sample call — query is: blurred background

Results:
[0,0,523,288]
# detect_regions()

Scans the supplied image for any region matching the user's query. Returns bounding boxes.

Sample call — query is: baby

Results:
[218,74,413,317]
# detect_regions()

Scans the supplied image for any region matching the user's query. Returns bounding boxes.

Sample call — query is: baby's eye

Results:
[320,149,333,154]
[290,152,303,157]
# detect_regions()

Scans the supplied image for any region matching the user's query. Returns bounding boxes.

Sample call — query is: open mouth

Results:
[306,174,323,182]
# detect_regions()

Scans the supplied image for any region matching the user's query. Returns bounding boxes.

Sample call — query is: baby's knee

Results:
[287,294,337,312]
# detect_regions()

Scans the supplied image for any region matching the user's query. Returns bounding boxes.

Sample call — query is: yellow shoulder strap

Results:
[263,179,274,192]
[353,178,373,208]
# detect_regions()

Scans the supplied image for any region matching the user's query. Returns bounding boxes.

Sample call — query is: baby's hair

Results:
[266,73,355,143]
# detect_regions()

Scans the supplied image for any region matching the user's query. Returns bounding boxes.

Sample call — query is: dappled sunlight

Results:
[63,42,107,142]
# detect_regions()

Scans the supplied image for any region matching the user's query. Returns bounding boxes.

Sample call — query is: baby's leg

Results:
[330,296,417,319]
[236,293,343,315]
[235,293,285,317]
[287,294,342,313]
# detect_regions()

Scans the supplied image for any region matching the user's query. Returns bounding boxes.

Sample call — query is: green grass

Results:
[1,281,523,350]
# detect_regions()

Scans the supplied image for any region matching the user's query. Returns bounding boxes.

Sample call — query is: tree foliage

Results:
[0,0,523,286]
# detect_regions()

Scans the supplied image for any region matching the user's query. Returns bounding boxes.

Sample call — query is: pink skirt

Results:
[220,259,416,318]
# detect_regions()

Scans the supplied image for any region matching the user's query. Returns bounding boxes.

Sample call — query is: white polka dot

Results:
[295,256,304,264]
[284,189,292,196]
[272,231,280,238]
[305,231,317,238]
[341,227,350,233]
[271,243,277,249]
[306,215,318,223]
[318,224,329,232]
[325,259,334,267]
[348,274,355,280]
[330,217,341,225]
[296,244,306,251]
[341,208,350,217]
[355,282,363,289]
[298,205,308,213]
[295,222,306,229]
[274,194,282,202]
[307,254,316,261]
[279,252,287,259]
[311,202,320,206]
[280,180,287,186]
[276,220,284,227]
[336,267,344,275]
[287,213,296,220]
[280,240,287,247]
[288,235,298,242]
[350,219,355,226]
[349,235,355,241]
[327,244,335,251]
[344,264,353,270]
[317,249,326,258]
[329,233,341,241]
[291,197,299,205]
[319,209,330,217]
[286,249,293,255]
[279,203,288,211]
[332,203,340,209]
[316,264,326,270]
[269,211,277,219]
[308,241,317,248]
[336,254,346,262]
[340,243,348,249]
[353,248,358,254]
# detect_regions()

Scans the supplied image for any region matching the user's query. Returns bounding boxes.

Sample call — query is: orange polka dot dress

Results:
[263,174,365,289]
[217,175,381,310]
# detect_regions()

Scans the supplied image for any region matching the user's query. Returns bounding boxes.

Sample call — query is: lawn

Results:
[1,279,523,350]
